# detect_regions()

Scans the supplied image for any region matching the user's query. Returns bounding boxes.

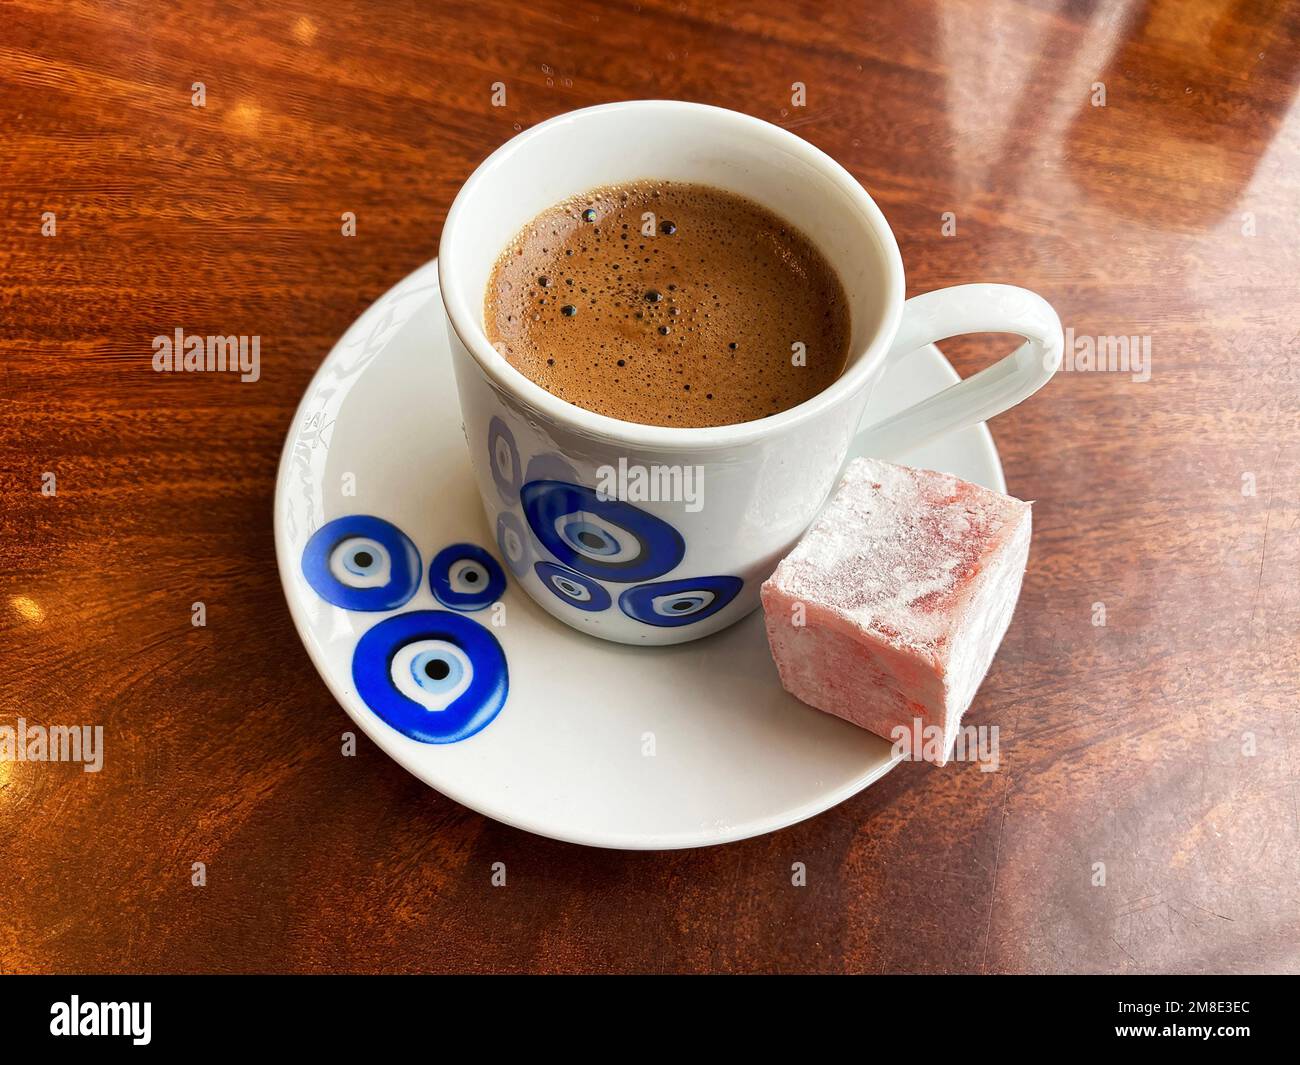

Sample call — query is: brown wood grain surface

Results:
[2,0,1298,974]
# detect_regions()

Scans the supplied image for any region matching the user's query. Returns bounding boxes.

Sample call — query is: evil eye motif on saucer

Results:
[496,511,531,578]
[429,543,506,612]
[520,481,684,583]
[301,515,421,611]
[487,417,522,504]
[534,561,611,612]
[619,575,743,628]
[352,610,508,744]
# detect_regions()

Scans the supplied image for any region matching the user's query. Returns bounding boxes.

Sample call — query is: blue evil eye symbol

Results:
[496,511,531,578]
[352,610,508,744]
[619,575,743,628]
[488,417,522,504]
[429,543,506,612]
[302,515,421,611]
[520,481,684,583]
[534,561,611,612]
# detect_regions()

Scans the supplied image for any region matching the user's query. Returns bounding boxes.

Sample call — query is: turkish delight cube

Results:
[761,457,1031,765]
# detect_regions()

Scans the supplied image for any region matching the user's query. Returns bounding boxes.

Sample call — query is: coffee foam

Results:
[483,180,851,428]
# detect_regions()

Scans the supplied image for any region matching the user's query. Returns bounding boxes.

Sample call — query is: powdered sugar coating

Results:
[761,457,1033,764]
[767,457,1030,658]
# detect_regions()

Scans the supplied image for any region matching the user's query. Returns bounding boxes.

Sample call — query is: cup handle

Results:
[852,283,1063,459]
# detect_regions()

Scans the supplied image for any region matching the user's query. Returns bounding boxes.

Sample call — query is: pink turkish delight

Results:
[761,457,1031,765]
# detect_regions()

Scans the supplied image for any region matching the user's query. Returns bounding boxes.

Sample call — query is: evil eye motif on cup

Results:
[487,417,522,504]
[496,511,531,578]
[301,515,421,611]
[352,610,508,744]
[429,543,506,612]
[520,480,684,583]
[534,561,611,612]
[619,575,743,628]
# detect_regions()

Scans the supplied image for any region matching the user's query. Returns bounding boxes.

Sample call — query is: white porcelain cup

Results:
[439,100,1062,646]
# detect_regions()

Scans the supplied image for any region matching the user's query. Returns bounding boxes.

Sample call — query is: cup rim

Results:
[438,99,905,451]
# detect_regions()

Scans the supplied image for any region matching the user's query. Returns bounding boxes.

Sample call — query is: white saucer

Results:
[274,259,1006,849]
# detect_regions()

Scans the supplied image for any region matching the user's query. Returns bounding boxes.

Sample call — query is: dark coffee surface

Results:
[484,180,851,427]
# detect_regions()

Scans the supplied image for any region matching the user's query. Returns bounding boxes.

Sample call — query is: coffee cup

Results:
[438,100,1061,646]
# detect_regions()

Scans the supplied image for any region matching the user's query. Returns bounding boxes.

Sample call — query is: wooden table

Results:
[2,0,1297,975]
